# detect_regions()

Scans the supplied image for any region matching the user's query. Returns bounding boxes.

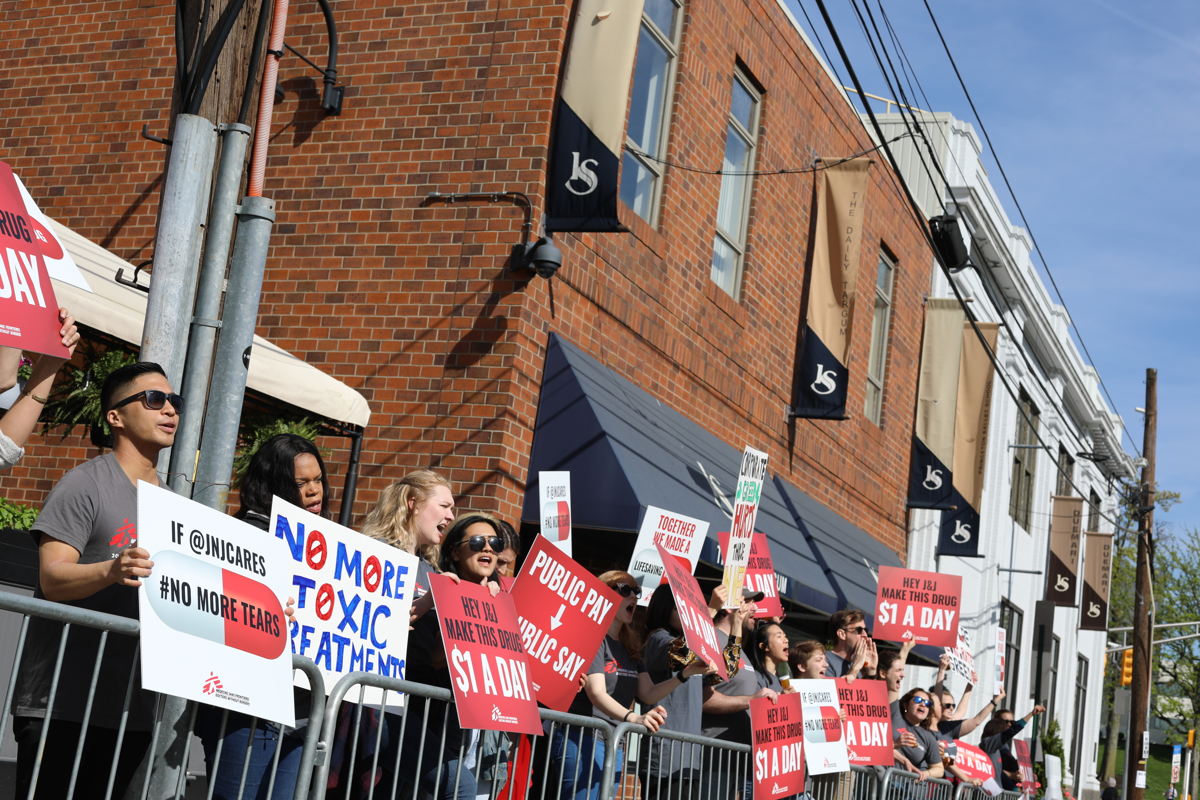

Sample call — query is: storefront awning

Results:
[522,333,902,617]
[48,220,370,428]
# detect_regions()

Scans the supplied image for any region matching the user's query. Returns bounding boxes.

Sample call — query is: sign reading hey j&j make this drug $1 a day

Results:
[138,483,295,726]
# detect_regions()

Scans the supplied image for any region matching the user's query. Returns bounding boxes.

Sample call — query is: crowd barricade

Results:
[879,766,959,800]
[0,589,325,800]
[596,720,751,800]
[809,765,882,800]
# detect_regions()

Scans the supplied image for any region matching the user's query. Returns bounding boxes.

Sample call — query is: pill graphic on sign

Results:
[147,550,287,660]
[541,500,570,542]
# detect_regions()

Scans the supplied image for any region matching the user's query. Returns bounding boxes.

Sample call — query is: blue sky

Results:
[787,0,1200,536]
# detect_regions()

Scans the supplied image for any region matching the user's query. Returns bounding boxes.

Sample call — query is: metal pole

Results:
[192,195,275,511]
[169,122,252,495]
[140,113,217,469]
[1127,368,1157,800]
[338,428,363,527]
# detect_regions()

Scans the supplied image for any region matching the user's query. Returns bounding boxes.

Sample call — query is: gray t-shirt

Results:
[701,662,781,743]
[644,627,704,777]
[12,454,157,729]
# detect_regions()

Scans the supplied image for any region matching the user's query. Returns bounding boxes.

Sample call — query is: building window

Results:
[1000,600,1023,703]
[864,249,895,424]
[710,69,761,298]
[1056,445,1075,496]
[1088,489,1101,531]
[1046,635,1060,722]
[1009,389,1040,531]
[620,0,682,225]
[1072,655,1089,794]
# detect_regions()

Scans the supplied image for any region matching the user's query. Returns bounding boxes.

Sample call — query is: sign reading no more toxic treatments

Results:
[873,566,962,648]
[270,498,419,706]
[138,483,295,726]
[510,535,619,711]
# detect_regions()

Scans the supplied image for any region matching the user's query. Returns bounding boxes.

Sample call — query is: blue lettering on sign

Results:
[334,542,362,585]
[292,575,316,608]
[275,514,305,562]
[292,622,405,678]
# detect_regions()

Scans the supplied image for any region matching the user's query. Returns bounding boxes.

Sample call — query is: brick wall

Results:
[2,0,930,559]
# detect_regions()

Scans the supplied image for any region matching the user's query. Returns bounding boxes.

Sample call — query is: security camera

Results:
[516,237,563,279]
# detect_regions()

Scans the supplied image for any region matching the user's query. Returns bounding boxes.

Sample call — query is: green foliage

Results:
[1036,718,1064,794]
[232,415,323,486]
[0,498,38,530]
[40,345,137,440]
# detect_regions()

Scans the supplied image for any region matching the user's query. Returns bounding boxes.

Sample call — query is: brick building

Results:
[2,1,937,624]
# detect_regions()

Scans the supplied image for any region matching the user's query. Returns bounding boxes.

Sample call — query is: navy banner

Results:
[792,327,849,419]
[908,438,956,510]
[546,98,622,232]
[937,489,983,558]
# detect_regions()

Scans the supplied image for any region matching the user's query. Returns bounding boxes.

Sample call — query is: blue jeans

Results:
[549,726,622,800]
[415,757,478,800]
[196,710,303,800]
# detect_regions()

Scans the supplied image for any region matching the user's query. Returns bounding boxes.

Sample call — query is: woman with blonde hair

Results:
[360,468,455,564]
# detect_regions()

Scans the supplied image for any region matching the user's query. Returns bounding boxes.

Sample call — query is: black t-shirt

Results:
[567,635,643,721]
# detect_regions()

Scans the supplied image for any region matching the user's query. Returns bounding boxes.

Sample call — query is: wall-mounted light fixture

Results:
[423,191,562,279]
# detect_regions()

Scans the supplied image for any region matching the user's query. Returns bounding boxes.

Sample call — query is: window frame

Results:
[1088,489,1102,531]
[1056,444,1075,497]
[709,67,762,299]
[863,247,896,424]
[620,0,684,227]
[1009,389,1040,531]
[1000,599,1023,703]
[1071,655,1089,794]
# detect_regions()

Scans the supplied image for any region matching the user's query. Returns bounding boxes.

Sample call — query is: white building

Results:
[876,111,1135,799]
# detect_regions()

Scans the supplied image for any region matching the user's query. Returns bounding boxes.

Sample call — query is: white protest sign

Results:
[538,471,572,556]
[797,678,849,775]
[271,497,419,705]
[944,624,975,682]
[993,628,1006,696]
[627,506,708,606]
[138,482,295,726]
[720,446,768,608]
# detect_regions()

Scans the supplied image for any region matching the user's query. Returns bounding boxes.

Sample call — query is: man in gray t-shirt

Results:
[12,362,180,800]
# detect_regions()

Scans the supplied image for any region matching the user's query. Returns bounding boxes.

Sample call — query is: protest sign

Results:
[628,506,708,606]
[428,573,541,734]
[994,628,1006,696]
[954,740,1002,795]
[0,161,89,356]
[718,530,783,618]
[873,566,962,647]
[511,536,619,710]
[944,624,975,682]
[751,692,805,800]
[657,541,728,679]
[721,446,769,607]
[1014,739,1039,793]
[270,498,418,704]
[538,471,572,556]
[796,678,848,774]
[138,482,294,725]
[835,677,893,766]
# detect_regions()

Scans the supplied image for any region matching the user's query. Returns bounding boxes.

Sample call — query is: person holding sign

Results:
[194,433,332,800]
[0,307,78,470]
[11,362,178,800]
[553,570,711,800]
[892,689,945,782]
[361,468,456,571]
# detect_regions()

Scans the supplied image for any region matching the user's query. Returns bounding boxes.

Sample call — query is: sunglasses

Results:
[460,534,504,553]
[843,625,869,635]
[112,389,184,413]
[943,703,956,711]
[911,697,932,708]
[612,584,641,598]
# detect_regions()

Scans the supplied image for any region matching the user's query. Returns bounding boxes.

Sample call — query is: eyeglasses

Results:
[612,584,641,598]
[910,697,932,708]
[843,625,869,635]
[111,389,184,413]
[460,535,504,553]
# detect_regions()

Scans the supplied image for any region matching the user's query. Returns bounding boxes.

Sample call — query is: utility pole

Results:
[1127,368,1157,800]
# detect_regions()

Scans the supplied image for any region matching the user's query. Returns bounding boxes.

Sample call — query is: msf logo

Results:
[109,518,136,548]
[202,673,223,695]
[949,520,972,545]
[921,466,944,491]
[565,152,599,196]
[811,364,838,396]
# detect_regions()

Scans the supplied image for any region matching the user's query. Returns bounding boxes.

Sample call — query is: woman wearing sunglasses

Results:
[893,688,945,782]
[552,571,711,800]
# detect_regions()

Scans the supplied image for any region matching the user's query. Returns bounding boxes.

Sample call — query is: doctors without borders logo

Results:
[200,671,250,706]
[490,705,518,726]
[109,518,137,549]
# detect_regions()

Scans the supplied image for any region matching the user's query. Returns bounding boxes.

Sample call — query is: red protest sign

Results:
[834,677,893,766]
[873,566,962,647]
[1014,739,1039,792]
[428,574,541,735]
[0,162,68,358]
[510,536,619,711]
[751,692,805,799]
[656,542,728,679]
[718,531,783,618]
[954,740,997,783]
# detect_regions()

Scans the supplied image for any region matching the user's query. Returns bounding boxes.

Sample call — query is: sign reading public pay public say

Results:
[138,483,295,726]
[271,498,418,705]
[873,566,962,647]
[510,536,619,711]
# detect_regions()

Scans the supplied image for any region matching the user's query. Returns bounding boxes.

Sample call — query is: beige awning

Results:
[47,220,371,428]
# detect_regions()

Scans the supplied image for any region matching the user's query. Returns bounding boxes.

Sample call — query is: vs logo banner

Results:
[937,489,982,559]
[907,438,956,510]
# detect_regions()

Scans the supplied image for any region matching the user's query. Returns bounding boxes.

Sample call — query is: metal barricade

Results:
[880,766,960,800]
[598,720,751,800]
[811,766,879,800]
[0,588,325,800]
[954,783,990,800]
[849,764,883,800]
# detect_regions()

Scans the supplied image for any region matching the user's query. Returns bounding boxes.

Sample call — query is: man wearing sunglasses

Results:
[12,361,181,800]
[824,608,879,679]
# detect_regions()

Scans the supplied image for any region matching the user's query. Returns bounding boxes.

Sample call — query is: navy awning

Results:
[523,334,904,618]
